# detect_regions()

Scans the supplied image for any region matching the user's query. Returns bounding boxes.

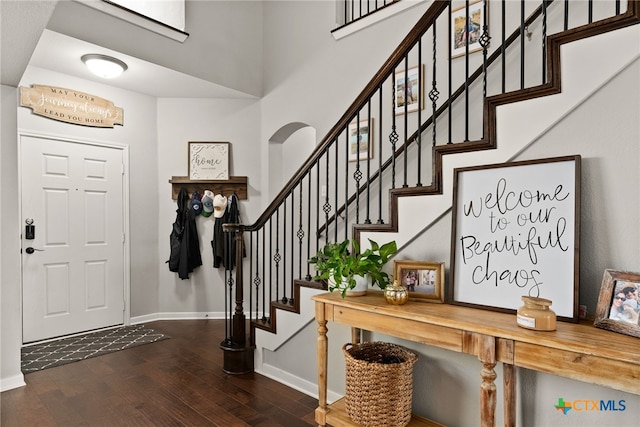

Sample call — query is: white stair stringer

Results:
[364,24,640,250]
[253,286,325,381]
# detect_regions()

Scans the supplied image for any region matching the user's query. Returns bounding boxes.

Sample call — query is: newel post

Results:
[220,223,254,374]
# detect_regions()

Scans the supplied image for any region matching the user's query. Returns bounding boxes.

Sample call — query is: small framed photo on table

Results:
[393,260,445,303]
[594,269,640,338]
[188,141,230,180]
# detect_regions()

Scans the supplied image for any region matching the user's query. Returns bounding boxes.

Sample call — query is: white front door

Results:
[21,135,126,343]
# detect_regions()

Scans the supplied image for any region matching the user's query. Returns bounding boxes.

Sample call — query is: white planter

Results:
[345,274,369,296]
[328,273,369,296]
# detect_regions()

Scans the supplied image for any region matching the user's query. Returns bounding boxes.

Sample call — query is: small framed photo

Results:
[393,260,445,303]
[451,0,487,59]
[188,141,230,180]
[393,65,424,115]
[348,119,374,162]
[594,270,640,338]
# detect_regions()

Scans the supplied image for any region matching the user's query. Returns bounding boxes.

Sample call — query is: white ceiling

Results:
[1,0,255,99]
[29,30,253,99]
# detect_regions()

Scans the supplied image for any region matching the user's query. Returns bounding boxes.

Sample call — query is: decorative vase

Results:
[384,280,409,305]
[516,296,556,331]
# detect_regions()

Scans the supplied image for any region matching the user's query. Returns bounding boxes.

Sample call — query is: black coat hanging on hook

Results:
[168,187,202,279]
[212,193,243,270]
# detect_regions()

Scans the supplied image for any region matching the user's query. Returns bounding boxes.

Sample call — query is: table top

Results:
[313,291,640,366]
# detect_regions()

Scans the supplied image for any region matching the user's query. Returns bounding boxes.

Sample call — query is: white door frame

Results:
[17,130,131,342]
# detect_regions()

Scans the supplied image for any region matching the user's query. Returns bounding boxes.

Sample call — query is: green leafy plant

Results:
[309,239,398,297]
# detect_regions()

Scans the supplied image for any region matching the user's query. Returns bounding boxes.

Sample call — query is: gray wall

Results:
[1,85,22,389]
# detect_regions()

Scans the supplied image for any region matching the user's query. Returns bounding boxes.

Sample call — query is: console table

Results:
[313,291,640,427]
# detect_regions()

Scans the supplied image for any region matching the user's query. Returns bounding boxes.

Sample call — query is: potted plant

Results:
[308,238,398,297]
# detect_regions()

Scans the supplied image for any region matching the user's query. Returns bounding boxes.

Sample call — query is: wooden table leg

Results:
[503,363,516,427]
[351,327,362,344]
[478,335,497,427]
[315,301,328,426]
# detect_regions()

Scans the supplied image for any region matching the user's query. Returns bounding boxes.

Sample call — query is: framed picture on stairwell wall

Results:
[451,0,487,59]
[393,65,424,115]
[348,119,374,162]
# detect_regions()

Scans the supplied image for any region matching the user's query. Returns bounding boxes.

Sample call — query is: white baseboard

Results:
[257,363,342,405]
[130,311,228,324]
[0,373,26,392]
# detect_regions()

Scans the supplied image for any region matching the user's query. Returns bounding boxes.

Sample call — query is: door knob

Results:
[25,247,44,254]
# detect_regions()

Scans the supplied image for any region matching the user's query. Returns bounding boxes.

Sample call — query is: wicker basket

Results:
[343,341,418,427]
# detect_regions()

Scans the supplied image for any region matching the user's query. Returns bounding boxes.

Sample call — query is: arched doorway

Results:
[268,122,316,202]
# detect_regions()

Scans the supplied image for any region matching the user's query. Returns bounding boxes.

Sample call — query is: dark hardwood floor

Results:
[1,320,318,426]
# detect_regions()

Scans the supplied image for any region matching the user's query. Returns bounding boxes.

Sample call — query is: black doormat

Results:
[21,324,169,373]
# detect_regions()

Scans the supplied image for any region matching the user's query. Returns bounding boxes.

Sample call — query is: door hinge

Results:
[121,163,125,175]
[122,233,125,243]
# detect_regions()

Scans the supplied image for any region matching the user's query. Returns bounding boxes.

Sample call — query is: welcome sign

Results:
[20,84,124,128]
[450,156,581,321]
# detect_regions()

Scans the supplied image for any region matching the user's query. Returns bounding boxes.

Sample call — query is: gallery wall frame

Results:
[348,119,374,162]
[451,0,487,59]
[449,155,581,321]
[393,65,424,115]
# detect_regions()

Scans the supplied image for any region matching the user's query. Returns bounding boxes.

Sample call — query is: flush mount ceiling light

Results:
[81,54,128,79]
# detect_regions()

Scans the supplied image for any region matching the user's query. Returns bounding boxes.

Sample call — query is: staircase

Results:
[221,0,640,376]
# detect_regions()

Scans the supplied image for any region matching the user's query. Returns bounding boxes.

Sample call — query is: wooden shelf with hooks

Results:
[169,176,248,200]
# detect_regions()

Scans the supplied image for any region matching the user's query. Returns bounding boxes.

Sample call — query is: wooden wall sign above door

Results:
[19,84,124,128]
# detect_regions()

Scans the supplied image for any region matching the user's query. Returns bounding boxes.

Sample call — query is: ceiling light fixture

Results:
[81,54,128,79]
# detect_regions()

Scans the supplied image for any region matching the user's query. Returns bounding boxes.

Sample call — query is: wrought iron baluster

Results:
[447,1,453,144]
[390,73,398,187]
[542,0,548,84]
[249,232,254,323]
[502,0,507,93]
[334,142,339,243]
[365,100,372,223]
[262,226,267,322]
[403,56,409,187]
[282,197,288,304]
[480,0,491,136]
[344,124,349,240]
[290,188,295,304]
[274,211,280,303]
[430,24,440,148]
[323,148,331,242]
[354,112,361,224]
[298,182,305,284]
[416,37,423,187]
[464,0,470,142]
[520,0,526,90]
[377,87,384,224]
[307,169,313,281]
